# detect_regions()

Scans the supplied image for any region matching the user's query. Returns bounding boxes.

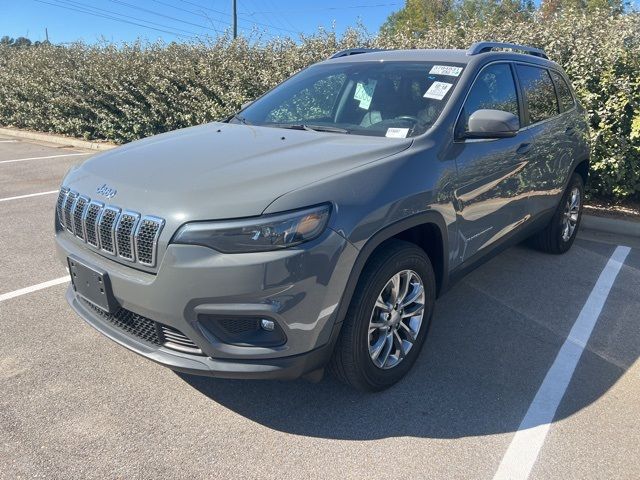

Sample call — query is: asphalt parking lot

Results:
[1,133,639,480]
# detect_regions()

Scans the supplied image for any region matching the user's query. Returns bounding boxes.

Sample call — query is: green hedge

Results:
[0,10,639,198]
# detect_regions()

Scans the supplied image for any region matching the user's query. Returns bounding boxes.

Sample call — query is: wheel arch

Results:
[334,211,449,329]
[573,158,589,186]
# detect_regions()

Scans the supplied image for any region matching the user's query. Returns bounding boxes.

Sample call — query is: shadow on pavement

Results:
[177,239,639,440]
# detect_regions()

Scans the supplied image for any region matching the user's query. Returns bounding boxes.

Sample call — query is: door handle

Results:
[565,126,575,135]
[516,143,532,155]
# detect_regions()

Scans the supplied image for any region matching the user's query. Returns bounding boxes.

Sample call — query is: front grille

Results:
[56,187,69,223]
[85,300,161,345]
[73,196,89,240]
[84,201,103,247]
[135,217,164,266]
[81,299,203,354]
[63,191,78,232]
[115,211,140,261]
[57,187,165,268]
[99,207,120,254]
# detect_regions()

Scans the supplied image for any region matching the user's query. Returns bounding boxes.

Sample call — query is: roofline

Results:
[326,41,550,63]
[467,41,548,59]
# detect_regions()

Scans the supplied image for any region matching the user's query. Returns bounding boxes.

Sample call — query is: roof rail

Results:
[329,48,384,59]
[467,42,548,60]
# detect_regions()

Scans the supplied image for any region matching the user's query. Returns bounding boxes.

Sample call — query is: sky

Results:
[1,0,402,44]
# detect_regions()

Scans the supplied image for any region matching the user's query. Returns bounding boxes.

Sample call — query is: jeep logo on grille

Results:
[96,184,117,199]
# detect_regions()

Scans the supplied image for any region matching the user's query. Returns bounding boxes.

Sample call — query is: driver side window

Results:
[460,63,520,132]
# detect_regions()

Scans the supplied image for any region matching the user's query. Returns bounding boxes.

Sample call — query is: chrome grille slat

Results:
[166,340,196,347]
[73,196,89,241]
[84,201,104,248]
[135,216,165,267]
[115,211,140,262]
[98,206,121,255]
[56,187,69,226]
[163,335,194,345]
[163,331,190,339]
[159,325,202,354]
[63,191,79,233]
[57,187,164,268]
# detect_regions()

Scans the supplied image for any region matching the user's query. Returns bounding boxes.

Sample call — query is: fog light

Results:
[260,319,275,331]
[198,314,286,347]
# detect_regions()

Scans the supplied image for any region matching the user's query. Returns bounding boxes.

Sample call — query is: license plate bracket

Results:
[67,256,118,314]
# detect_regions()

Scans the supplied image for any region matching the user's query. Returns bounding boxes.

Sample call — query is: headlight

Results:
[172,204,331,253]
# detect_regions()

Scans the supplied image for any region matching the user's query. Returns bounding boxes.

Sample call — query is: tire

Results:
[530,173,584,254]
[329,239,436,392]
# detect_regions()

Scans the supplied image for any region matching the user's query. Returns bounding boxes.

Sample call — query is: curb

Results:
[0,127,117,151]
[581,214,640,238]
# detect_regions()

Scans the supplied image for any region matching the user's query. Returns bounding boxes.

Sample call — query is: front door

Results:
[449,62,534,265]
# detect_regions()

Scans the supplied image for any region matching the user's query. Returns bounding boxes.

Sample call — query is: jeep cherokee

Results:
[55,42,589,391]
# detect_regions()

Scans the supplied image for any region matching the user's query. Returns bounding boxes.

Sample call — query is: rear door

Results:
[514,64,568,214]
[452,62,535,264]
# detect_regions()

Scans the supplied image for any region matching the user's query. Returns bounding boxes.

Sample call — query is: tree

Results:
[0,36,46,48]
[381,0,456,35]
[381,0,536,34]
[455,0,535,23]
[12,37,32,48]
[540,0,625,17]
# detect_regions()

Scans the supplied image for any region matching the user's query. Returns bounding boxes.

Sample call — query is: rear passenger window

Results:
[461,63,520,131]
[516,65,558,124]
[550,70,575,112]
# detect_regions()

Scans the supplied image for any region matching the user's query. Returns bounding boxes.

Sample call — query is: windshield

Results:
[232,61,465,138]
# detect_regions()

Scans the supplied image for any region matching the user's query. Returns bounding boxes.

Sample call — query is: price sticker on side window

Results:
[423,81,453,100]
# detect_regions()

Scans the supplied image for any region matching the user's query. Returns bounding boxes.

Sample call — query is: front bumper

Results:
[66,287,340,379]
[57,228,358,379]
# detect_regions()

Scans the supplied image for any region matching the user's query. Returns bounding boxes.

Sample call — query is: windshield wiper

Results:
[270,123,350,134]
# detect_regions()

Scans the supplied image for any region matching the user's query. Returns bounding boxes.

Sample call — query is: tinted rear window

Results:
[516,65,558,124]
[550,70,575,112]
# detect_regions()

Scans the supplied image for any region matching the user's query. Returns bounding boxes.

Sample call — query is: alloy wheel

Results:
[561,186,581,242]
[368,269,426,370]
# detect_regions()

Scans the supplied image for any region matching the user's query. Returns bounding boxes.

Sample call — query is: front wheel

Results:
[330,240,436,391]
[531,173,584,254]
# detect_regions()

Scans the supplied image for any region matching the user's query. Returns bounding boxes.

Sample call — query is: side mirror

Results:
[465,109,519,139]
[241,100,253,110]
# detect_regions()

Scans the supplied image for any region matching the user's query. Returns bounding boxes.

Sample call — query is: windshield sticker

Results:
[354,79,377,110]
[423,81,453,100]
[385,128,410,138]
[429,65,463,77]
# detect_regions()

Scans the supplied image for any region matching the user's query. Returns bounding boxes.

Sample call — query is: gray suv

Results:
[55,42,589,391]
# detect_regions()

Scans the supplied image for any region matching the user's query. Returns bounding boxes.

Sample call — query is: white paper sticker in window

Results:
[429,65,463,77]
[354,79,377,110]
[423,81,453,100]
[385,128,409,138]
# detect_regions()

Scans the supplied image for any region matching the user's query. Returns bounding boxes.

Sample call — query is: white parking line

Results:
[0,276,69,303]
[0,190,58,203]
[0,152,90,165]
[0,140,18,143]
[493,245,631,480]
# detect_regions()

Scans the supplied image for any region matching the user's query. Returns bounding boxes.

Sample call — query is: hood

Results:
[63,122,411,230]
